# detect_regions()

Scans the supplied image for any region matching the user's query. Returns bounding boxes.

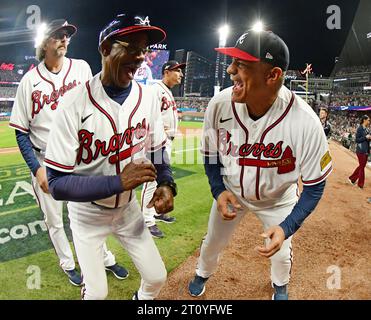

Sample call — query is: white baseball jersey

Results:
[134,61,153,84]
[44,74,167,208]
[151,81,178,139]
[201,85,333,206]
[9,57,92,151]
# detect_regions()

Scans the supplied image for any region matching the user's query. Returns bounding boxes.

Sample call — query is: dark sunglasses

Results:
[114,40,151,55]
[50,30,70,40]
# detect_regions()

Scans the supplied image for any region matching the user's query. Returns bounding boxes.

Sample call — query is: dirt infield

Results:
[0,147,19,154]
[158,141,371,300]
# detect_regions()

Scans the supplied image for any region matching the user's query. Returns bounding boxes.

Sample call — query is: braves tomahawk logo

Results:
[31,80,78,118]
[77,118,149,165]
[218,128,296,173]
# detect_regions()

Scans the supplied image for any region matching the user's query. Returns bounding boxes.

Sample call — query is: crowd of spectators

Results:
[329,93,371,107]
[175,97,210,112]
[335,65,371,76]
[0,86,17,99]
[0,69,23,82]
[327,110,371,155]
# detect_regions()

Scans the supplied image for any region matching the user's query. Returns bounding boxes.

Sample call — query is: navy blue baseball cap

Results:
[215,30,290,71]
[99,13,166,49]
[45,19,77,39]
[162,60,186,74]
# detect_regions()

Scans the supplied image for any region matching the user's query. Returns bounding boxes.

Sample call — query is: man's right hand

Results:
[35,167,49,194]
[120,158,157,190]
[217,190,242,220]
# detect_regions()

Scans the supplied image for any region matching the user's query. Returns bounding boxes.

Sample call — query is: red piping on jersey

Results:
[9,123,29,132]
[44,158,74,170]
[36,58,72,91]
[231,101,249,198]
[302,165,332,185]
[127,82,143,203]
[255,92,295,200]
[86,80,121,207]
[62,58,72,86]
[86,81,118,132]
[36,66,56,91]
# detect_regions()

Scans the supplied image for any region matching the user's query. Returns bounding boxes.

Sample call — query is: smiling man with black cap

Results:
[188,29,332,300]
[141,60,186,238]
[44,13,177,300]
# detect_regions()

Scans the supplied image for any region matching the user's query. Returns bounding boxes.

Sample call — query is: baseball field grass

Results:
[0,120,212,299]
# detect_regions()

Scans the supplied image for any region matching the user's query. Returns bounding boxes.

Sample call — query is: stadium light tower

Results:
[252,21,264,32]
[215,24,229,95]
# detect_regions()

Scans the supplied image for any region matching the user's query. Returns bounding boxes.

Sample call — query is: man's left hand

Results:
[147,186,174,214]
[255,226,285,258]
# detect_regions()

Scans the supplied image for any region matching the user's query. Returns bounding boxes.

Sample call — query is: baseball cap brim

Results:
[215,47,260,62]
[108,26,166,46]
[49,24,77,38]
[167,63,186,71]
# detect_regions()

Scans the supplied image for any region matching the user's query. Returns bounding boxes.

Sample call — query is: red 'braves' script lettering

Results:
[31,80,77,118]
[77,119,149,164]
[218,128,283,159]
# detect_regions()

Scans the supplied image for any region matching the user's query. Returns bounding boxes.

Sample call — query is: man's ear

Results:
[267,67,283,84]
[101,41,112,56]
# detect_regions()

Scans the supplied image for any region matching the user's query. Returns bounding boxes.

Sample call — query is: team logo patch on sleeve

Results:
[320,151,332,171]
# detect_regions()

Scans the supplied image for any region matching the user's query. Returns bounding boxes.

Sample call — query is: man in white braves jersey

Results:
[44,13,177,300]
[141,60,185,238]
[9,19,128,286]
[188,30,332,300]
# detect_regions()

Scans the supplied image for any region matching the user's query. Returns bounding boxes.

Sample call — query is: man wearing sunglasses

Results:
[9,19,128,288]
[44,14,176,300]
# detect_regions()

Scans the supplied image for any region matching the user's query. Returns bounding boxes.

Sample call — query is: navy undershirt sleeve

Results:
[204,155,226,200]
[15,130,41,176]
[47,167,124,202]
[147,147,173,184]
[279,180,326,239]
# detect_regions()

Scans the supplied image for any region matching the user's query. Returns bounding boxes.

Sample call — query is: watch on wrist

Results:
[157,180,177,197]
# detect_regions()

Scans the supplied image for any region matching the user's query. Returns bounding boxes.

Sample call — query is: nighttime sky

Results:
[0,0,362,76]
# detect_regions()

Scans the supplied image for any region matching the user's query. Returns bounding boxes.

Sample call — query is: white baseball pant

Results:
[31,153,116,271]
[67,198,167,300]
[196,199,295,287]
[141,140,172,226]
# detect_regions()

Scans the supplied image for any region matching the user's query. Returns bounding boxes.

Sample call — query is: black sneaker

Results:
[188,275,208,297]
[64,268,83,286]
[155,214,176,224]
[105,263,129,280]
[148,225,164,238]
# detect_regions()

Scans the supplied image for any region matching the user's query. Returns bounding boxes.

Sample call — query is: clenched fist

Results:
[119,158,157,191]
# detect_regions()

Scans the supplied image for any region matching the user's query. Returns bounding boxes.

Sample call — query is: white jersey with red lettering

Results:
[9,57,92,151]
[201,85,333,209]
[44,73,167,209]
[7,57,110,274]
[151,81,178,139]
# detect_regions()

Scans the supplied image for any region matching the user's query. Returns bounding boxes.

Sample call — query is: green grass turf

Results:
[0,121,17,148]
[178,121,203,129]
[0,123,213,299]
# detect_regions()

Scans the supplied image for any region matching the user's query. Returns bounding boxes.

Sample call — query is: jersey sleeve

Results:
[9,78,30,133]
[300,121,333,186]
[148,92,167,152]
[200,99,218,157]
[44,101,81,173]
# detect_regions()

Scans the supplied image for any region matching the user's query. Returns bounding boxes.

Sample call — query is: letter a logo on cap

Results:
[238,33,248,44]
[265,52,273,59]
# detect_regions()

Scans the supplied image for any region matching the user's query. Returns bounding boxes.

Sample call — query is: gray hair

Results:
[35,37,49,62]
